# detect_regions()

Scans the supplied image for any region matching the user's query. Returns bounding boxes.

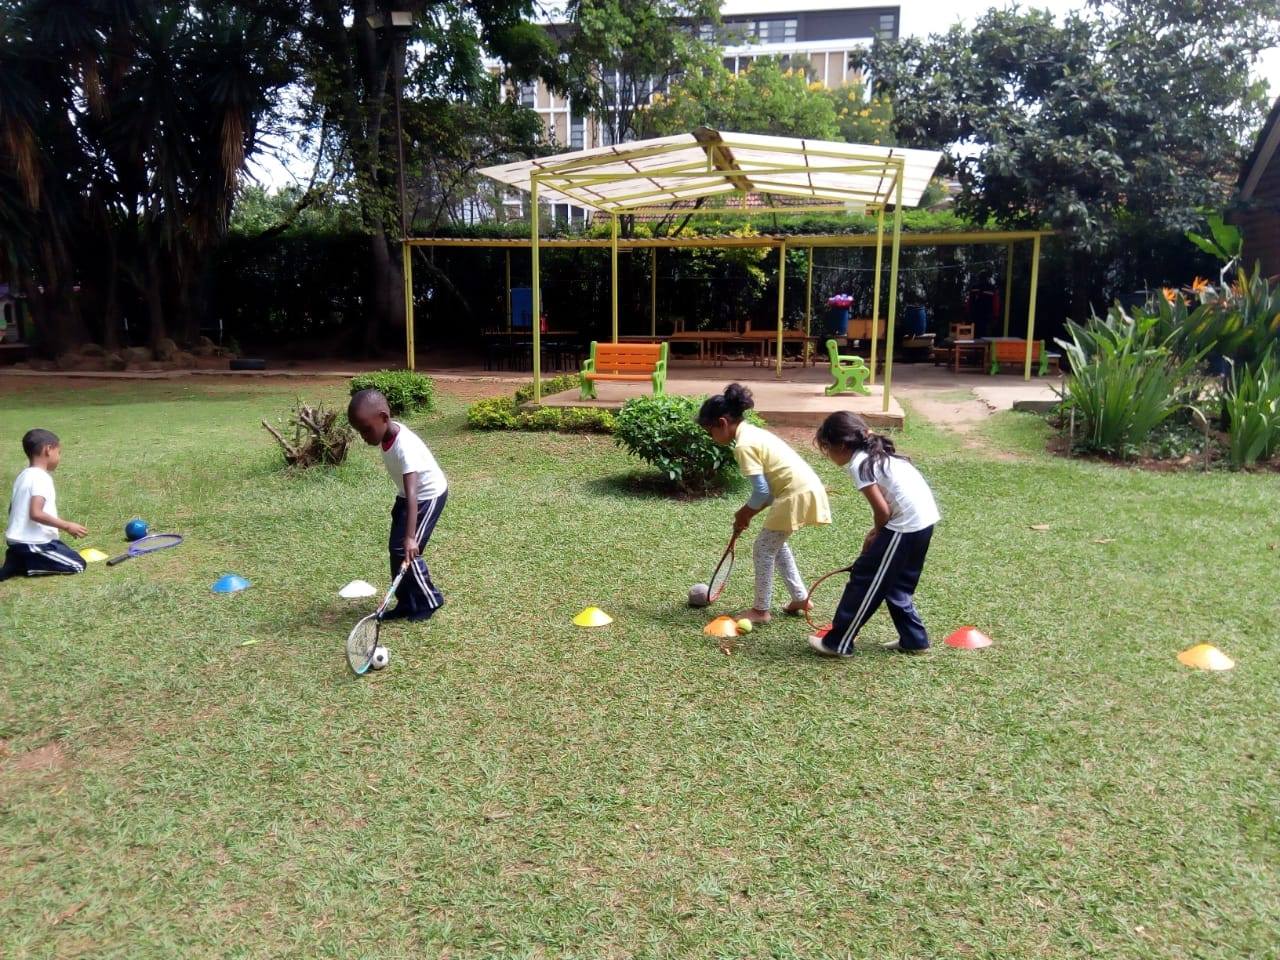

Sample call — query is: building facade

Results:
[498,2,900,223]
[1235,97,1280,280]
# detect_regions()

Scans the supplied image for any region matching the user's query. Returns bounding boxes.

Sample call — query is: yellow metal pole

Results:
[882,165,904,414]
[804,247,813,363]
[1024,234,1041,381]
[402,241,415,370]
[610,213,619,343]
[505,249,512,332]
[1002,243,1013,337]
[531,177,542,402]
[775,241,787,378]
[869,206,885,384]
[650,246,657,339]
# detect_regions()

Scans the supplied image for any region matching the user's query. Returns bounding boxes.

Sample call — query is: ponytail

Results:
[814,411,902,482]
[698,383,755,427]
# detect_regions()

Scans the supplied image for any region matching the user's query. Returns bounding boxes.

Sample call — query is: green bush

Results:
[1222,352,1280,468]
[349,370,436,417]
[613,394,762,494]
[513,373,580,404]
[466,390,615,434]
[1058,309,1205,458]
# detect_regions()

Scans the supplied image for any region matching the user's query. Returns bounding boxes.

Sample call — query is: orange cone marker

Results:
[1177,644,1234,671]
[944,626,993,650]
[703,615,740,638]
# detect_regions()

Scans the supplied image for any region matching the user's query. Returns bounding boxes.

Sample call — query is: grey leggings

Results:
[753,527,808,611]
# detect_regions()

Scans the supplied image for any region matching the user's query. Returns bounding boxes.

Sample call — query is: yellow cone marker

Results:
[572,606,613,627]
[1177,644,1235,672]
[79,548,108,563]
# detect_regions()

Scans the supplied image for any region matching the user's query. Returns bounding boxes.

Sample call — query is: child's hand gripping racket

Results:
[106,533,184,566]
[801,563,853,634]
[346,562,410,675]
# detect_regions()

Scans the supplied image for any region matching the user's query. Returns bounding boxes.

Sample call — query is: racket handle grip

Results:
[106,553,129,566]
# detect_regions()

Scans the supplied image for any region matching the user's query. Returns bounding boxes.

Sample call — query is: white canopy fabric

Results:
[478,128,943,213]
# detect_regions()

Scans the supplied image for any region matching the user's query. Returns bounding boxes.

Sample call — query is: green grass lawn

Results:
[2,379,1278,959]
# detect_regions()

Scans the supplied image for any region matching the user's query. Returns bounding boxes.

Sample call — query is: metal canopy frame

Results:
[402,130,1055,405]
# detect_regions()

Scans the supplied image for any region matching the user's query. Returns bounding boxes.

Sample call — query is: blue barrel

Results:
[824,307,850,336]
[904,304,928,337]
[510,287,533,329]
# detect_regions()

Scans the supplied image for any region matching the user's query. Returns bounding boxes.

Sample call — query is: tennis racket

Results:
[346,562,410,676]
[706,530,740,604]
[106,532,184,566]
[802,564,853,631]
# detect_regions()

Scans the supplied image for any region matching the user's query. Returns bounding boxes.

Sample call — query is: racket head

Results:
[706,540,735,603]
[346,613,380,675]
[129,532,183,556]
[803,565,852,630]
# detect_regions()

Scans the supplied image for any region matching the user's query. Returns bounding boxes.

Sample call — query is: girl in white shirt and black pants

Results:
[809,412,940,657]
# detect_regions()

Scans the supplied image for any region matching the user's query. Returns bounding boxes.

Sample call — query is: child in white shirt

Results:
[2,429,88,580]
[809,412,940,657]
[347,389,447,621]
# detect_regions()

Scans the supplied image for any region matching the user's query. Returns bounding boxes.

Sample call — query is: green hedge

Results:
[467,374,615,433]
[349,370,436,417]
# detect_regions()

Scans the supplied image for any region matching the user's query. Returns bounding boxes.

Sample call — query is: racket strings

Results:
[346,617,379,673]
[131,533,183,554]
[708,550,733,601]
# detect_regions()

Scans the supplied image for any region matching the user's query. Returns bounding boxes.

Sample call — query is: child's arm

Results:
[859,484,892,554]
[733,474,772,533]
[29,496,87,539]
[401,472,420,561]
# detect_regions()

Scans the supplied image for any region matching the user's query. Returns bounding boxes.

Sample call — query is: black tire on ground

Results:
[229,358,266,371]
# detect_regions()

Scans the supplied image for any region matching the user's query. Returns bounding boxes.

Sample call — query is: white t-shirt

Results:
[380,422,447,500]
[847,452,940,533]
[6,466,59,544]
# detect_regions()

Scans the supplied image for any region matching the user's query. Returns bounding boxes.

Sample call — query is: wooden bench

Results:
[580,340,668,399]
[987,338,1060,376]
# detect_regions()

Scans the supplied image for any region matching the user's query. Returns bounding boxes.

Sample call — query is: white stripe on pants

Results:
[753,527,807,611]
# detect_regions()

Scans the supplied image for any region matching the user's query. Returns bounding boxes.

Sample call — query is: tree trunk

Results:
[34,233,86,357]
[145,242,167,351]
[366,228,404,356]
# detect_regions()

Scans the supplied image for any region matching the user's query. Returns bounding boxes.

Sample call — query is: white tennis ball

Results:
[371,646,390,670]
[688,583,710,607]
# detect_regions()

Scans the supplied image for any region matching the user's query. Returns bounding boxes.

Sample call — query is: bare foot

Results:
[737,608,772,624]
[783,598,813,616]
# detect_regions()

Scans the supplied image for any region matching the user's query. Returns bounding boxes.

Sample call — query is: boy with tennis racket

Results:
[808,412,939,657]
[347,389,447,622]
[2,429,88,580]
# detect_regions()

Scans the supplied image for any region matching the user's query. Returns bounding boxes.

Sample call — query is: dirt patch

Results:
[1,739,68,774]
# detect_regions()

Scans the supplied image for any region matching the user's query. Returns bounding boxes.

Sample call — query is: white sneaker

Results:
[809,633,853,658]
[881,639,930,655]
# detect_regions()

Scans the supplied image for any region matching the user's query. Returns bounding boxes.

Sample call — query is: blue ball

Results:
[124,518,149,542]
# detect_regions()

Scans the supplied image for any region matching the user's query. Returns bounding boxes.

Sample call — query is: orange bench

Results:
[580,340,669,399]
[987,338,1060,376]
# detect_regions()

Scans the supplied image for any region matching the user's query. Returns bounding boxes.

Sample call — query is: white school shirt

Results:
[847,452,940,533]
[6,466,59,544]
[380,422,447,500]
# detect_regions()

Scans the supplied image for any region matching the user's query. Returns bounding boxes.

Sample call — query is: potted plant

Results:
[825,293,854,336]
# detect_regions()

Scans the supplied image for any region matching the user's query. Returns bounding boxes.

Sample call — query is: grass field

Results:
[1,378,1278,959]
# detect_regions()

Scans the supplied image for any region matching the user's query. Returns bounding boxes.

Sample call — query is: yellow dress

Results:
[733,422,832,533]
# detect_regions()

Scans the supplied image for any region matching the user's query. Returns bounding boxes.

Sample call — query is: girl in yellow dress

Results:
[698,383,831,623]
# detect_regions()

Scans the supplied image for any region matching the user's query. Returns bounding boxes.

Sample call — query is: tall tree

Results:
[0,1,291,354]
[864,1,1278,250]
[549,0,720,146]
[272,0,555,350]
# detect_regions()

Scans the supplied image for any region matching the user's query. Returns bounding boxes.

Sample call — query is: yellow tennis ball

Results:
[735,618,753,634]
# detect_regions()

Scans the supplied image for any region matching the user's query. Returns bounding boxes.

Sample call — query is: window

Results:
[570,114,584,150]
[519,82,536,108]
[554,203,571,223]
[878,14,896,39]
[751,18,797,44]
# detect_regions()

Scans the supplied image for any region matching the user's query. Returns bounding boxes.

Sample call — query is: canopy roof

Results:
[478,128,944,214]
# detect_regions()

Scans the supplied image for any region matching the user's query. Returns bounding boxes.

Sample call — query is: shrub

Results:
[261,401,353,468]
[613,394,762,494]
[513,373,580,404]
[349,370,436,417]
[1222,353,1280,468]
[466,392,615,434]
[1058,309,1205,458]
